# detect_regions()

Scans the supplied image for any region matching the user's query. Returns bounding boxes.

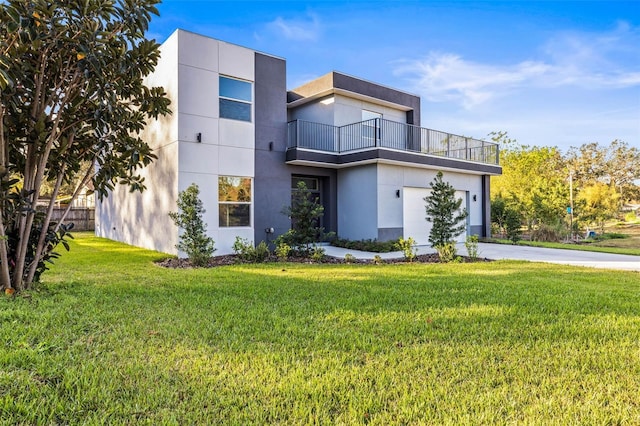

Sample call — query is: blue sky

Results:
[148,0,640,152]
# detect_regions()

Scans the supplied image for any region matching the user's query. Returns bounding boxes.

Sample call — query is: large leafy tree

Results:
[491,133,569,229]
[567,141,640,205]
[576,182,621,233]
[0,0,170,291]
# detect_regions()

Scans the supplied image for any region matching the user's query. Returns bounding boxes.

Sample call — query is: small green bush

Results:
[254,241,271,262]
[504,208,523,244]
[344,253,356,263]
[592,232,628,241]
[232,237,270,262]
[331,238,399,253]
[435,242,457,263]
[311,246,326,262]
[465,235,479,261]
[373,255,383,265]
[275,242,291,261]
[397,237,417,262]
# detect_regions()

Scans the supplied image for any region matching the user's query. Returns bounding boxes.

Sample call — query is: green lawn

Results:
[489,238,640,256]
[489,223,640,256]
[2,234,640,424]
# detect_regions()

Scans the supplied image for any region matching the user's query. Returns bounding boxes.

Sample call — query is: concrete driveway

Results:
[323,243,640,272]
[470,243,640,272]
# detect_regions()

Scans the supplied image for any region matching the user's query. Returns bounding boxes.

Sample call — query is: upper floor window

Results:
[219,76,252,122]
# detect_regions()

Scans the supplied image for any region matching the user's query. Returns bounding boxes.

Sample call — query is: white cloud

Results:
[394,53,550,108]
[394,23,640,110]
[267,13,321,42]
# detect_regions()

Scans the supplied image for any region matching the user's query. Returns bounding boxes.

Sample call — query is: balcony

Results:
[286,118,501,173]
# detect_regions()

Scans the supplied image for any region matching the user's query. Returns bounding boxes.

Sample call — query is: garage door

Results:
[403,187,468,246]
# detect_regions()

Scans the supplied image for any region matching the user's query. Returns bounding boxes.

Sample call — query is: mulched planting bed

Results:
[157,253,492,268]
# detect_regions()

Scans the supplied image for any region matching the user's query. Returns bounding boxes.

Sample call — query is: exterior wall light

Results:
[196,132,202,143]
[473,194,477,202]
[396,190,401,198]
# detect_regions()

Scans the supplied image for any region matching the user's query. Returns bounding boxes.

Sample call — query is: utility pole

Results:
[569,170,574,240]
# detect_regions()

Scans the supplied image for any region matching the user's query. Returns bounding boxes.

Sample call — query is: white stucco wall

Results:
[96,30,257,256]
[176,32,256,255]
[95,31,180,255]
[377,163,483,243]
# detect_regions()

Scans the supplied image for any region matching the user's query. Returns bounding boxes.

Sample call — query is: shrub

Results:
[254,241,271,262]
[331,238,398,253]
[504,208,523,244]
[397,237,417,262]
[624,212,639,223]
[275,242,291,261]
[344,253,356,263]
[373,255,384,265]
[592,232,628,241]
[530,223,561,242]
[232,237,252,261]
[435,242,457,263]
[232,237,270,262]
[490,197,507,238]
[169,184,215,267]
[311,246,326,262]
[465,235,479,261]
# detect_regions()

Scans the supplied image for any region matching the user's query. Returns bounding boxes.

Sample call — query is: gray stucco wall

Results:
[332,73,421,126]
[253,53,338,245]
[337,165,378,241]
[289,72,421,126]
[253,52,288,244]
[482,175,491,238]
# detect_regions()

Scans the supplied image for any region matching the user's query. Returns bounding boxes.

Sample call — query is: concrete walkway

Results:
[322,242,640,272]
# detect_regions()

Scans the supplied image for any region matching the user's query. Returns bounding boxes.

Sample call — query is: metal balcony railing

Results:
[287,118,500,165]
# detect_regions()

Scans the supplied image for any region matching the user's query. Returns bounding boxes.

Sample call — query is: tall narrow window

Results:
[219,76,252,122]
[219,176,252,227]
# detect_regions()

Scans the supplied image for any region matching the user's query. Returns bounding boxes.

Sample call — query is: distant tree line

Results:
[490,132,640,239]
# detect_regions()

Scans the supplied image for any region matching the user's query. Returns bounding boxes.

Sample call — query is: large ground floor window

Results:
[219,176,252,227]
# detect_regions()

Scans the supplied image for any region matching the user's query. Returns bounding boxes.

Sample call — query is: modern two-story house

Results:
[96,29,502,255]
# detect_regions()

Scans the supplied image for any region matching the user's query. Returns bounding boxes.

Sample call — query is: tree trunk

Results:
[0,104,12,291]
[25,165,66,284]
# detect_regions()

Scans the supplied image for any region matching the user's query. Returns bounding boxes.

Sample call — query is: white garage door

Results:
[403,187,468,246]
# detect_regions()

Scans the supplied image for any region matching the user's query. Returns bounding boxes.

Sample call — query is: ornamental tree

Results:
[169,184,215,267]
[424,171,468,249]
[0,0,171,291]
[279,181,327,256]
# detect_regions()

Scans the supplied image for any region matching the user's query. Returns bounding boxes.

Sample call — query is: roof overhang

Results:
[286,147,502,176]
[287,88,414,112]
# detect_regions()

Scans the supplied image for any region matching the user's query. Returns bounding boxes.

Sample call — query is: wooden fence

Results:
[49,207,95,231]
